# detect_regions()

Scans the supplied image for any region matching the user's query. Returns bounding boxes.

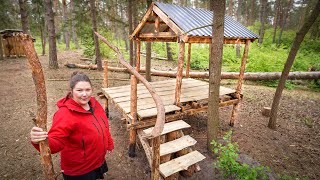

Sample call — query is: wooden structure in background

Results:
[99,2,259,179]
[0,29,26,58]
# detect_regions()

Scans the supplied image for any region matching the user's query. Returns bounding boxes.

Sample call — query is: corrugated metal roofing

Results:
[155,2,259,39]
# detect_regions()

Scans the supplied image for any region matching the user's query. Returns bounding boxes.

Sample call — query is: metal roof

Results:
[155,2,259,39]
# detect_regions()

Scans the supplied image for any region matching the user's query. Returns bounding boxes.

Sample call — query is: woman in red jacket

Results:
[30,72,114,180]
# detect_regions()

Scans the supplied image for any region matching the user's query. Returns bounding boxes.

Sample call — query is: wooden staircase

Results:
[137,120,206,179]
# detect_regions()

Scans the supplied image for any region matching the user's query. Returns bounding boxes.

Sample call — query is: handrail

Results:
[95,32,164,179]
[94,31,165,137]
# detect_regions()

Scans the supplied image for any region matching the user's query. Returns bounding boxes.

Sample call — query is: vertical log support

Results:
[230,39,250,126]
[103,60,109,117]
[151,136,161,180]
[136,40,141,72]
[129,75,138,157]
[0,35,3,60]
[186,43,191,78]
[18,33,55,180]
[175,42,185,106]
[128,40,140,157]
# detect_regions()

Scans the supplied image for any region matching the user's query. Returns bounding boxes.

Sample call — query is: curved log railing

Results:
[94,32,165,179]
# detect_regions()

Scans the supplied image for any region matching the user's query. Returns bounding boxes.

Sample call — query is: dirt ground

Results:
[0,50,319,180]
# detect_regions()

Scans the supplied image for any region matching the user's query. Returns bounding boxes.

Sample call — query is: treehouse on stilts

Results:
[99,2,258,179]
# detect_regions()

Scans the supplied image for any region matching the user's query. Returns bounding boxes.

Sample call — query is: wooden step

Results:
[142,120,190,138]
[159,151,206,178]
[160,135,197,156]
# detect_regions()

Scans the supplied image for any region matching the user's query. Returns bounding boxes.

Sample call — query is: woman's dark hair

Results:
[69,71,92,90]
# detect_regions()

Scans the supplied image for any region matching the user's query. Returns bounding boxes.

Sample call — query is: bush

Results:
[211,131,270,180]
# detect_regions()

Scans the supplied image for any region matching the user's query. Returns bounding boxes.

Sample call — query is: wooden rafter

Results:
[130,2,155,40]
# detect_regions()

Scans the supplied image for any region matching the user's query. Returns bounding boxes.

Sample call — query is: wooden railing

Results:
[94,32,165,180]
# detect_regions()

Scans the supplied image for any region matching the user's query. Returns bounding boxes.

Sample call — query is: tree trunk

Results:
[40,23,46,56]
[277,0,293,46]
[228,0,233,16]
[236,0,242,58]
[70,0,80,49]
[236,0,242,23]
[0,35,3,60]
[166,42,173,61]
[268,1,320,129]
[248,0,256,25]
[18,0,30,34]
[259,0,268,44]
[18,33,55,180]
[53,0,61,44]
[62,0,70,50]
[145,0,153,82]
[208,0,225,149]
[272,0,280,43]
[90,0,102,71]
[309,16,320,40]
[45,0,58,69]
[128,0,134,66]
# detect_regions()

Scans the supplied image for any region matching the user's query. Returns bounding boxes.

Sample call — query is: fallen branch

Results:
[18,33,55,180]
[65,63,320,80]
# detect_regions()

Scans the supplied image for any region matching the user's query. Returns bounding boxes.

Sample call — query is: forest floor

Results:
[0,49,319,180]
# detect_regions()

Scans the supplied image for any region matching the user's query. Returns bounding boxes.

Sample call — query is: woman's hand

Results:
[30,127,48,144]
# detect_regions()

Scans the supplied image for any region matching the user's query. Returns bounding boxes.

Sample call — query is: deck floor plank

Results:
[102,79,236,119]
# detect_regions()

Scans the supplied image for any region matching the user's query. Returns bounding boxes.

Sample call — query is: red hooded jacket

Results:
[33,95,114,176]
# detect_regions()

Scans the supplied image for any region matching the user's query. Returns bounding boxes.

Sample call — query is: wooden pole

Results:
[128,40,140,157]
[136,40,141,72]
[129,75,138,157]
[17,33,55,180]
[230,39,250,126]
[186,43,191,78]
[0,35,3,60]
[151,136,160,180]
[146,42,152,81]
[175,42,185,106]
[103,60,109,117]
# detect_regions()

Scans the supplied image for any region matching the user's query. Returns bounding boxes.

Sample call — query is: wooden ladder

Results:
[137,120,206,179]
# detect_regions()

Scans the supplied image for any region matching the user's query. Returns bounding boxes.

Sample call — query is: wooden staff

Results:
[17,33,55,180]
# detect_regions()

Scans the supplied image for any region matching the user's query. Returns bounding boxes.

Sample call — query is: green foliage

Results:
[211,131,270,180]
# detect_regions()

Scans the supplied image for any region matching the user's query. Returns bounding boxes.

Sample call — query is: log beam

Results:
[66,64,320,80]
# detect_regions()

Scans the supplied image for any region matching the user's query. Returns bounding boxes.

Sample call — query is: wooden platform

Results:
[102,78,237,122]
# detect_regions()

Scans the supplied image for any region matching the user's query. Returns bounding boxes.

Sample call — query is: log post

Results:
[0,35,3,60]
[151,136,161,180]
[129,75,138,157]
[230,39,250,126]
[18,33,55,180]
[103,60,109,117]
[186,43,191,78]
[175,42,185,106]
[136,40,141,72]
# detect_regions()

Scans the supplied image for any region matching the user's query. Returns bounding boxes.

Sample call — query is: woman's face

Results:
[71,81,92,106]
